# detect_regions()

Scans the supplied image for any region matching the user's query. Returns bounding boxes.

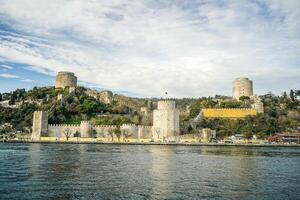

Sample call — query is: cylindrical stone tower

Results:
[232,77,253,100]
[152,100,180,141]
[55,71,77,89]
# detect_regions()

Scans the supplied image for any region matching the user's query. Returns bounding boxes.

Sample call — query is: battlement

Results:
[80,121,90,124]
[233,77,250,82]
[94,125,118,129]
[138,125,153,129]
[57,71,75,76]
[121,124,137,128]
[49,124,80,127]
[157,100,176,110]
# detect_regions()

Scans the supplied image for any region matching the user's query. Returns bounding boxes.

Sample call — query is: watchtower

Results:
[152,100,180,141]
[232,77,253,99]
[55,71,77,89]
[31,111,48,141]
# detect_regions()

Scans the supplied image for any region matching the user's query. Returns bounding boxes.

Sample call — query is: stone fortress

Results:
[31,71,263,142]
[31,100,178,142]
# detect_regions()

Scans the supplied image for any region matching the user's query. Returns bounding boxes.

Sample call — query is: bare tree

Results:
[114,126,122,142]
[108,128,114,142]
[123,129,132,142]
[64,128,72,141]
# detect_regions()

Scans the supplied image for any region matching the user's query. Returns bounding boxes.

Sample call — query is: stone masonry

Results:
[152,100,180,141]
[31,111,48,141]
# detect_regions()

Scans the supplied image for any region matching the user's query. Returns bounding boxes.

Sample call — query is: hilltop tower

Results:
[55,71,77,89]
[31,111,48,141]
[232,77,253,100]
[152,100,180,141]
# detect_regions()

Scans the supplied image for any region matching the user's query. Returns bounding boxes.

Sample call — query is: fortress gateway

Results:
[31,100,180,142]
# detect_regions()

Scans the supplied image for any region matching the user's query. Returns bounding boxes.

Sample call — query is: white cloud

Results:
[20,78,35,82]
[0,0,299,97]
[0,64,13,70]
[0,73,19,78]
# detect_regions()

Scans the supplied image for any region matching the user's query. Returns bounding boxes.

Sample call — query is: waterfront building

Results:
[202,108,257,118]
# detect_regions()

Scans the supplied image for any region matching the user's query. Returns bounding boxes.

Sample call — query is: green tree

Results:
[239,96,250,101]
[9,93,16,105]
[114,127,122,141]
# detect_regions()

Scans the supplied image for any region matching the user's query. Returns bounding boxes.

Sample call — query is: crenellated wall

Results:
[138,125,153,139]
[48,124,80,138]
[121,124,138,138]
[94,125,118,138]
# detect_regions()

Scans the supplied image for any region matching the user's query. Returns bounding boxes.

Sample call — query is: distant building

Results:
[232,77,253,100]
[202,108,257,118]
[251,95,264,113]
[55,71,77,89]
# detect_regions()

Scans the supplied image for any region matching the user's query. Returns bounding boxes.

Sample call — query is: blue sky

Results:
[0,0,299,97]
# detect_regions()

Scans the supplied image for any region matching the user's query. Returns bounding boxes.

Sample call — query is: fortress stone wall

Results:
[138,125,153,139]
[232,77,253,99]
[32,111,153,140]
[153,100,180,141]
[48,124,81,138]
[55,71,77,89]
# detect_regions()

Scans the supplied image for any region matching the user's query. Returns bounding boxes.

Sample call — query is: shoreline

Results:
[3,140,300,147]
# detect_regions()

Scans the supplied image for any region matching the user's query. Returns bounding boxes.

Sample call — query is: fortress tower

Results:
[152,100,180,141]
[232,77,253,100]
[55,71,77,89]
[31,111,48,141]
[80,121,92,138]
